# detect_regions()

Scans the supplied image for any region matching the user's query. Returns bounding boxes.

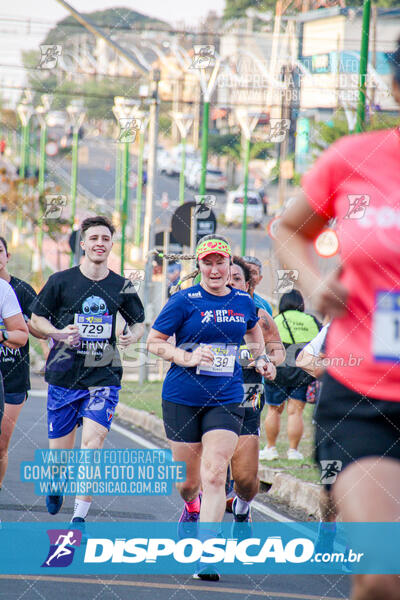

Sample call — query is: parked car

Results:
[187,164,227,192]
[225,189,264,227]
[157,149,171,174]
[47,111,67,128]
[234,183,269,215]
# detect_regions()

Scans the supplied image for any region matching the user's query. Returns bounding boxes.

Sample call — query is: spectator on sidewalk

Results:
[243,256,273,316]
[259,290,321,461]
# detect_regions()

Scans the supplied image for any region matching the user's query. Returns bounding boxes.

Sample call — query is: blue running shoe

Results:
[46,495,63,515]
[72,517,87,545]
[232,497,252,541]
[178,502,200,539]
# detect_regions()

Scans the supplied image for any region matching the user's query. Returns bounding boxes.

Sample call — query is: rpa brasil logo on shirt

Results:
[42,529,82,568]
[200,309,245,324]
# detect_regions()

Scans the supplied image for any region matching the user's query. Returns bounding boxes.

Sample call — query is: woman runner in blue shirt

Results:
[147,235,274,580]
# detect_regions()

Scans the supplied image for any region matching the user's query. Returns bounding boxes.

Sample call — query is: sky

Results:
[0,0,226,105]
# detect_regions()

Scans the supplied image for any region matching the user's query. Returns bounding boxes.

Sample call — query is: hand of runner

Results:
[185,345,215,368]
[250,357,276,380]
[315,269,348,318]
[118,325,135,348]
[53,325,80,347]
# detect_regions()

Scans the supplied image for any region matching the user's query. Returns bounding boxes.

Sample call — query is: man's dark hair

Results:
[233,256,251,284]
[81,216,115,237]
[0,237,8,255]
[279,289,305,313]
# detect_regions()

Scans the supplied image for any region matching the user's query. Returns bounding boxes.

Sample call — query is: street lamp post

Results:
[133,110,149,249]
[196,61,220,197]
[171,112,194,205]
[355,0,371,133]
[35,94,52,271]
[235,109,260,255]
[139,69,161,384]
[16,98,34,234]
[17,101,34,180]
[113,96,140,275]
[115,142,122,214]
[67,100,85,267]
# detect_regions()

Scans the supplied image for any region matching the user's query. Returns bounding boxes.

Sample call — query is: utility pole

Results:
[277,64,293,208]
[370,4,377,108]
[355,0,371,133]
[139,69,161,385]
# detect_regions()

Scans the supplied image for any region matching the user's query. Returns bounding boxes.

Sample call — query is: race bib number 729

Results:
[74,314,112,340]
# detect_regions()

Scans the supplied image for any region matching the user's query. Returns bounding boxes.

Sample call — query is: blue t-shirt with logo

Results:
[152,284,259,406]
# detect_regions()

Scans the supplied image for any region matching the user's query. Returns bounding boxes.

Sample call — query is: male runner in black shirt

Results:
[31,216,145,524]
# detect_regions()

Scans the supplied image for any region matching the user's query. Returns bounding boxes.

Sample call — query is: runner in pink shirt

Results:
[274,39,400,600]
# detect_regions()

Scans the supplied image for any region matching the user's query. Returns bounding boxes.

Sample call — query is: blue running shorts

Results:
[47,385,120,439]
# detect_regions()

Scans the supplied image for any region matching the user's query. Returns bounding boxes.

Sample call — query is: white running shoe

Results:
[259,446,279,461]
[287,448,304,460]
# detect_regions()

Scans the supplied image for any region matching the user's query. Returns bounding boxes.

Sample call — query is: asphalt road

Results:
[0,375,351,599]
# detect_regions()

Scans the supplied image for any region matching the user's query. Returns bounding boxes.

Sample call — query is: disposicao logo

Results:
[84,536,315,565]
[42,529,82,568]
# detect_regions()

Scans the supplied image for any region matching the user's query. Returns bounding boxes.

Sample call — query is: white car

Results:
[187,164,227,192]
[47,111,67,128]
[225,190,264,227]
[162,148,199,177]
[157,149,171,173]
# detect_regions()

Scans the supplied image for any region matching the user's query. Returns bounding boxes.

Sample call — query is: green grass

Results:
[120,381,163,420]
[258,402,321,483]
[119,381,320,483]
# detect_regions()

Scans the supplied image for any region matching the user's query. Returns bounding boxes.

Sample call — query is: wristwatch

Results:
[255,354,271,364]
[1,330,9,343]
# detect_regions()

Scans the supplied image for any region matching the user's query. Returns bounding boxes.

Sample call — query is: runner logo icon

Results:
[201,310,214,323]
[42,529,82,568]
[345,195,370,219]
[320,460,342,484]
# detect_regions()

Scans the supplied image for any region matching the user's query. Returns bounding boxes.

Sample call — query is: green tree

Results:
[224,0,400,20]
[43,7,170,46]
[224,0,276,21]
[310,108,399,155]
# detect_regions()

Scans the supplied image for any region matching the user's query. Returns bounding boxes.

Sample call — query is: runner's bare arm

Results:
[276,195,348,317]
[276,194,327,297]
[147,328,214,368]
[2,313,28,349]
[118,322,145,347]
[258,309,285,366]
[296,348,326,379]
[27,319,48,340]
[30,314,80,346]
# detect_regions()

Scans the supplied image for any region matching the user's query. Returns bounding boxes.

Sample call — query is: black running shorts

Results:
[162,400,245,443]
[315,371,400,479]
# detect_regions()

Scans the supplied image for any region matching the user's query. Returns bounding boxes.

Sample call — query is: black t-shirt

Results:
[0,276,37,394]
[31,267,145,389]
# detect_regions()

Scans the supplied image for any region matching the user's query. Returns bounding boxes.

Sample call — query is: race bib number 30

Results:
[372,291,400,362]
[74,314,112,340]
[196,343,237,377]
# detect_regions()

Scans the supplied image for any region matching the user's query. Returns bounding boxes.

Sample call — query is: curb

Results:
[116,402,321,519]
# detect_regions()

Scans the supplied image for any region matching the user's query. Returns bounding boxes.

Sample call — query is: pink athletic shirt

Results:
[302,128,400,401]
